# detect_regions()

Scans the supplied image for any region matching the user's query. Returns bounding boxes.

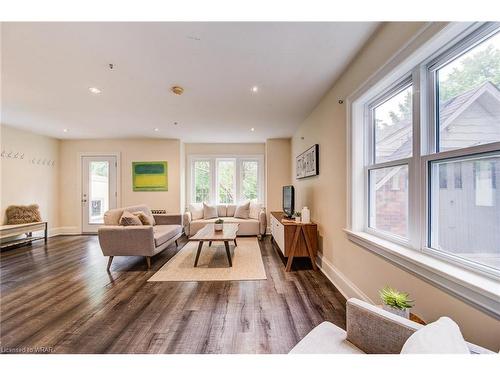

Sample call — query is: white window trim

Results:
[187,154,264,207]
[346,22,500,319]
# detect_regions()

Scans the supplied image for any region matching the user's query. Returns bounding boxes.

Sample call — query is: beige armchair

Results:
[98,205,183,270]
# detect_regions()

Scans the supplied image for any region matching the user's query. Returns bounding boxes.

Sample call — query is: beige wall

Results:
[184,143,265,156]
[59,138,181,231]
[0,125,60,232]
[265,138,291,220]
[291,22,500,351]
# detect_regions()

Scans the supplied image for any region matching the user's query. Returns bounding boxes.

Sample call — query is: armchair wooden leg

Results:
[175,239,179,247]
[107,256,114,271]
[146,256,151,269]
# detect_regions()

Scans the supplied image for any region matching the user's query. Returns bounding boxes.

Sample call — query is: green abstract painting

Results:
[132,161,168,191]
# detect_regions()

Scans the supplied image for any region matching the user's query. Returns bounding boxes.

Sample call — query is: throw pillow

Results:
[132,211,154,225]
[400,317,469,354]
[249,202,262,219]
[226,204,237,217]
[189,203,204,220]
[119,211,143,226]
[203,203,218,219]
[234,201,250,219]
[6,204,42,224]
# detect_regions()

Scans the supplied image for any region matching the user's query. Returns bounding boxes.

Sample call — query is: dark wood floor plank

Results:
[0,234,346,354]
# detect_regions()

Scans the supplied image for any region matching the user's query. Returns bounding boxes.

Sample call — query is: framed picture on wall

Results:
[132,161,168,191]
[296,144,319,179]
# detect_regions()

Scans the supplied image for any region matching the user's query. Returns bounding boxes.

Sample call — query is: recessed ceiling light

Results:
[173,121,179,125]
[250,128,255,132]
[63,128,68,133]
[154,128,159,132]
[89,87,102,94]
[171,86,184,95]
[251,86,258,93]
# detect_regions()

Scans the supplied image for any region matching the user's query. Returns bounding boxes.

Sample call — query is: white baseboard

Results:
[49,226,80,237]
[316,252,373,304]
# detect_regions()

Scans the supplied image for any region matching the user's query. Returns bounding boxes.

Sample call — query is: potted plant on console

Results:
[214,218,224,231]
[294,211,302,223]
[379,286,414,319]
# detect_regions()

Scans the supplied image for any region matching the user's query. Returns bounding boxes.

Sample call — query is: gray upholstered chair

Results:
[98,205,183,270]
[289,298,493,354]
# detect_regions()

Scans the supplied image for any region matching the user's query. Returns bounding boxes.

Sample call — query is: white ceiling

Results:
[1,22,379,142]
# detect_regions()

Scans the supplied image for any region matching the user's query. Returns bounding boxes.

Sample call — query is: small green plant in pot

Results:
[214,218,224,231]
[379,286,414,319]
[294,211,302,223]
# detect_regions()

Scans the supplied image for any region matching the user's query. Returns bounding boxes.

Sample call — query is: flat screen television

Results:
[283,185,295,218]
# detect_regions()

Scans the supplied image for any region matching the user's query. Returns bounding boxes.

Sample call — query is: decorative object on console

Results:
[301,206,310,224]
[294,211,301,223]
[132,161,168,191]
[214,218,224,231]
[296,144,319,179]
[380,286,414,319]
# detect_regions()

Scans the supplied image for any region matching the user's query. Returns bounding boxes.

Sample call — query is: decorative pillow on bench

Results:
[6,204,42,224]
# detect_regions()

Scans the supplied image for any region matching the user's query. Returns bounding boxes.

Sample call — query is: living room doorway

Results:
[81,155,118,233]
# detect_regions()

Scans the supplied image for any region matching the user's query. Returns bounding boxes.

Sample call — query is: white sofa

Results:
[183,203,267,238]
[290,298,494,354]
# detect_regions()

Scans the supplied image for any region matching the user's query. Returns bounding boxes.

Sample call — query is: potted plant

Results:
[214,218,224,231]
[294,211,302,223]
[379,286,414,319]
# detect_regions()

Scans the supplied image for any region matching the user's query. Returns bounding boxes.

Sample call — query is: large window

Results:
[356,23,500,276]
[189,155,264,205]
[350,22,500,318]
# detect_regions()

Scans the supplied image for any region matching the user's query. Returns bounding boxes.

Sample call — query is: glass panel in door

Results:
[89,161,110,224]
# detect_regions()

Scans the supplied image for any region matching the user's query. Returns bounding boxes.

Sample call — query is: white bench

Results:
[0,222,48,249]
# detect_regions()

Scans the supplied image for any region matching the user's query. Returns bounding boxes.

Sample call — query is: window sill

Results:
[344,229,500,319]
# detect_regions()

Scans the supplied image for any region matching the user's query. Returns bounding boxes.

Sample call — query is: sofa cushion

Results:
[189,203,204,220]
[234,201,250,219]
[289,322,364,354]
[153,225,182,247]
[120,211,143,226]
[217,205,227,217]
[203,203,218,219]
[401,317,469,354]
[249,202,262,220]
[226,204,237,217]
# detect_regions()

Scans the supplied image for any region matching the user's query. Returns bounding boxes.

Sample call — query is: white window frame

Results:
[187,154,264,206]
[347,22,500,319]
[365,76,414,247]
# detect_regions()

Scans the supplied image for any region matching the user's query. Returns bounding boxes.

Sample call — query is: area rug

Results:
[148,237,267,282]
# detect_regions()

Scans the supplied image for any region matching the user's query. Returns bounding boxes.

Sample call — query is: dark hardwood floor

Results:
[0,235,346,354]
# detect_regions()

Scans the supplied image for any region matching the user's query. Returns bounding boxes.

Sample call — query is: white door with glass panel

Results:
[81,156,118,233]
